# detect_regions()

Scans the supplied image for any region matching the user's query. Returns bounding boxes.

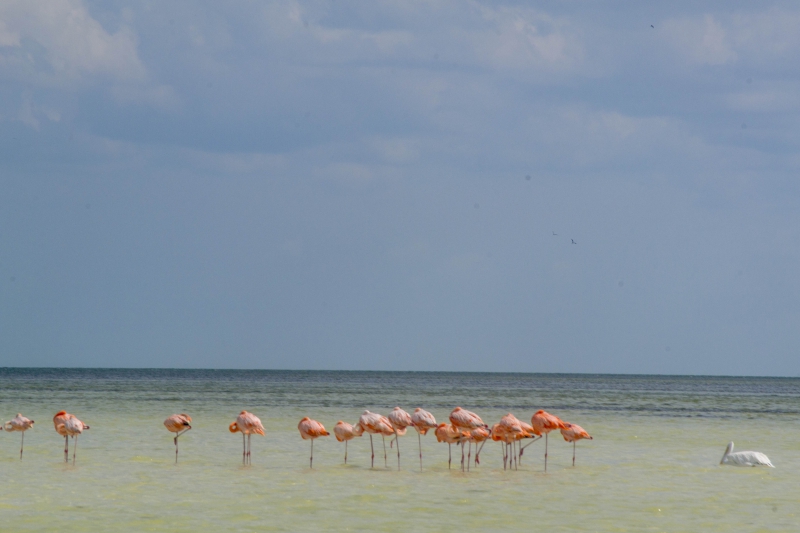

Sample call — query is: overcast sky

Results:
[1,1,799,375]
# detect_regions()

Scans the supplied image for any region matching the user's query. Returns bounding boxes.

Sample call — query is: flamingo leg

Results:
[64,434,69,463]
[544,433,548,472]
[73,435,78,465]
[382,435,387,468]
[418,432,422,471]
[448,443,451,470]
[395,431,401,470]
[467,441,471,472]
[519,436,541,464]
[20,431,24,460]
[344,440,348,464]
[310,439,314,469]
[370,434,374,468]
[503,442,507,470]
[175,434,179,464]
[247,433,251,465]
[476,440,486,466]
[460,442,465,472]
[573,441,576,467]
[242,433,246,465]
[512,440,516,470]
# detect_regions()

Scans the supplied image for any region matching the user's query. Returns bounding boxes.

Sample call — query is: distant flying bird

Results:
[357,411,395,468]
[387,407,414,470]
[552,231,558,236]
[571,239,577,244]
[411,408,437,471]
[3,413,34,459]
[651,25,654,28]
[531,410,567,472]
[164,414,192,463]
[560,423,592,466]
[298,417,329,468]
[229,411,265,465]
[720,442,774,467]
[333,420,363,464]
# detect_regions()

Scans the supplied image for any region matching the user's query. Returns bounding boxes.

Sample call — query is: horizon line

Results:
[0,367,798,379]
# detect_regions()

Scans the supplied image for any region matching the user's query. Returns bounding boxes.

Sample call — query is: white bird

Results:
[720,441,774,467]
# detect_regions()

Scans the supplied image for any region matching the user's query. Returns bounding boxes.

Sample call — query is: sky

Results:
[1,1,799,375]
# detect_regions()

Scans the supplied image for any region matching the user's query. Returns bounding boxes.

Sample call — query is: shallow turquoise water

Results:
[1,370,799,531]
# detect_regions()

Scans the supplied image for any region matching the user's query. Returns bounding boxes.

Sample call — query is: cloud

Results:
[724,85,800,113]
[662,9,800,68]
[471,4,583,72]
[0,0,146,86]
[662,14,736,66]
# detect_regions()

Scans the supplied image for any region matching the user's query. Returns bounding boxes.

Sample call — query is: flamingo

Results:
[163,414,192,463]
[229,411,265,465]
[298,417,329,468]
[467,426,491,469]
[387,407,414,470]
[357,411,394,468]
[53,411,71,462]
[449,407,487,471]
[411,408,437,471]
[3,413,34,459]
[435,423,466,470]
[333,420,363,464]
[53,413,89,465]
[498,413,524,470]
[560,423,592,466]
[720,442,774,467]
[531,410,566,472]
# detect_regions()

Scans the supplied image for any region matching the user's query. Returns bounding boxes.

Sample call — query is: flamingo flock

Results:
[2,407,774,470]
[295,407,592,472]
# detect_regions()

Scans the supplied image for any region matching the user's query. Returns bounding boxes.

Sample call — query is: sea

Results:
[0,369,797,532]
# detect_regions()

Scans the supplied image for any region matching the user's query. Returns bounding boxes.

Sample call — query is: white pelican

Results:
[720,441,774,467]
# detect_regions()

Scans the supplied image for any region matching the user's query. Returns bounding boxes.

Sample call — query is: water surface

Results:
[1,369,798,531]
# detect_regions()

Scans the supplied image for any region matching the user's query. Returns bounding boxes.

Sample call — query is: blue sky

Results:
[1,1,799,374]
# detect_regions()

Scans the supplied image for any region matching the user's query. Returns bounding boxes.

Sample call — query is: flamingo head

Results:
[229,422,239,433]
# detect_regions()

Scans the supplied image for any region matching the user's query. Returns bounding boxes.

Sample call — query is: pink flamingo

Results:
[449,407,487,471]
[357,411,394,468]
[467,426,491,470]
[53,411,71,462]
[53,412,89,465]
[498,413,524,470]
[333,420,363,464]
[531,410,567,472]
[411,408,437,471]
[163,414,192,463]
[560,422,592,466]
[229,411,265,465]
[3,413,34,459]
[387,407,414,470]
[435,423,466,470]
[298,417,329,468]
